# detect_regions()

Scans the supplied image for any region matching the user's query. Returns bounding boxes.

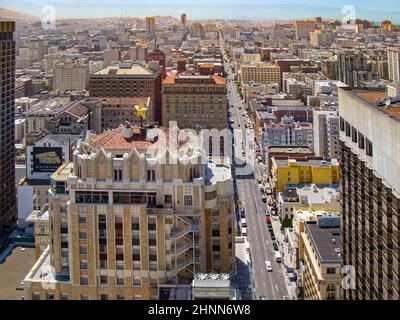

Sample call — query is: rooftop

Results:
[93,62,155,76]
[274,157,339,168]
[342,87,400,121]
[51,163,74,182]
[205,161,232,186]
[305,221,341,264]
[162,73,226,85]
[89,97,150,107]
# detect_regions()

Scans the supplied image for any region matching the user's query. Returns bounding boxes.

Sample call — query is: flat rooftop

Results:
[343,88,400,121]
[0,246,36,300]
[205,161,232,186]
[305,222,341,264]
[94,63,154,76]
[274,157,339,167]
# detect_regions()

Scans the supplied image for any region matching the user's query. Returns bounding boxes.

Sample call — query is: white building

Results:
[388,47,400,84]
[313,110,339,158]
[53,62,89,91]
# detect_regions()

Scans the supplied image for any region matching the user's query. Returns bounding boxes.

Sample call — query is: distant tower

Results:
[146,16,155,34]
[181,13,187,26]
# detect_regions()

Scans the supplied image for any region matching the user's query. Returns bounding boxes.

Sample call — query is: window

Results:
[79,245,87,255]
[164,194,172,205]
[184,195,192,206]
[46,293,54,300]
[79,230,87,240]
[366,139,373,157]
[327,268,336,274]
[32,293,40,300]
[116,294,125,300]
[114,169,122,181]
[147,169,155,181]
[116,276,125,286]
[80,276,89,285]
[80,260,88,270]
[80,294,89,300]
[100,275,108,285]
[60,293,69,300]
[100,294,108,300]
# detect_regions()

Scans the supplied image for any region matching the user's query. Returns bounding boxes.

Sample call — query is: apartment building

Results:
[295,20,316,40]
[301,220,342,300]
[53,62,89,92]
[89,62,162,123]
[310,30,332,48]
[262,117,314,150]
[23,124,235,300]
[162,74,227,130]
[0,21,17,231]
[103,41,121,67]
[271,157,340,194]
[388,47,400,84]
[313,110,339,158]
[338,51,376,87]
[240,63,281,85]
[338,87,400,300]
[146,16,155,34]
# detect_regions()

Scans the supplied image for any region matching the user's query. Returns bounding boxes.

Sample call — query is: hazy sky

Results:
[2,0,400,21]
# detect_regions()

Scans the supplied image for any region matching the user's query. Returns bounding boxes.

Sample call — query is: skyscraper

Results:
[181,13,187,26]
[0,21,16,231]
[146,16,155,34]
[295,20,316,40]
[339,87,400,299]
[388,47,400,84]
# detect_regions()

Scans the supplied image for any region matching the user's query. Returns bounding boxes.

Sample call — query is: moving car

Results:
[241,228,247,237]
[275,251,282,263]
[241,218,247,228]
[265,260,272,272]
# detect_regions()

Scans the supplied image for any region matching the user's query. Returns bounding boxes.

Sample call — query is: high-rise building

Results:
[0,21,17,231]
[338,87,400,299]
[310,30,332,48]
[181,13,187,26]
[89,62,162,123]
[313,110,339,159]
[388,47,400,84]
[147,49,166,79]
[338,51,373,87]
[103,41,121,67]
[129,43,148,62]
[53,62,89,92]
[146,16,155,34]
[162,74,227,130]
[295,20,316,40]
[23,124,235,300]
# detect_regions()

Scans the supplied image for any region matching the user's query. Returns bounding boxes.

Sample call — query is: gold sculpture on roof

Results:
[135,104,148,126]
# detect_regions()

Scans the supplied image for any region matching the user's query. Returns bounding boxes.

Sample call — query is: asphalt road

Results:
[220,36,289,300]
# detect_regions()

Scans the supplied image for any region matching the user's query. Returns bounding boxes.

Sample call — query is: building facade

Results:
[295,20,316,40]
[240,63,281,85]
[388,47,400,84]
[23,124,235,300]
[53,62,89,92]
[0,21,17,231]
[89,62,162,124]
[338,87,400,300]
[162,74,227,130]
[313,110,339,159]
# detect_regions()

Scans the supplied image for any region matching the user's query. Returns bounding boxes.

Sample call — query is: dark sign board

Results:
[32,147,63,173]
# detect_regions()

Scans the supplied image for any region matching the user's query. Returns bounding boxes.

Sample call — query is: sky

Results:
[1,0,400,22]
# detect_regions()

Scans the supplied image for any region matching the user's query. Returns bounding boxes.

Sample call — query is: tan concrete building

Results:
[240,63,281,85]
[53,62,89,92]
[310,30,332,48]
[25,205,50,259]
[301,220,341,300]
[23,124,235,300]
[162,74,227,130]
[295,20,316,40]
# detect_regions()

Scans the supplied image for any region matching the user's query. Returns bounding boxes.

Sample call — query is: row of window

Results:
[340,117,373,157]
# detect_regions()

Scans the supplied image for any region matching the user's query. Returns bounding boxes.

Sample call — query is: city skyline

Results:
[1,0,400,21]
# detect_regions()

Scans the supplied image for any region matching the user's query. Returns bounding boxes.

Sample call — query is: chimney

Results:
[122,121,133,139]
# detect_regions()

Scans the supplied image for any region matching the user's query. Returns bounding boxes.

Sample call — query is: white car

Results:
[241,228,247,237]
[265,260,272,272]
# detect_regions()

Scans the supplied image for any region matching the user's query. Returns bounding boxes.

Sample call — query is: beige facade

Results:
[240,63,281,85]
[301,221,341,300]
[162,74,228,130]
[310,30,332,48]
[23,124,235,300]
[53,62,89,92]
[295,20,316,40]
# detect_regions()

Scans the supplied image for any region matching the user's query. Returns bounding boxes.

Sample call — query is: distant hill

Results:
[0,8,39,21]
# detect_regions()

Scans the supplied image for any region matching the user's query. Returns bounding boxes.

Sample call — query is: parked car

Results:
[265,260,273,272]
[265,210,270,217]
[262,195,267,202]
[272,242,279,251]
[271,234,276,241]
[241,228,247,237]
